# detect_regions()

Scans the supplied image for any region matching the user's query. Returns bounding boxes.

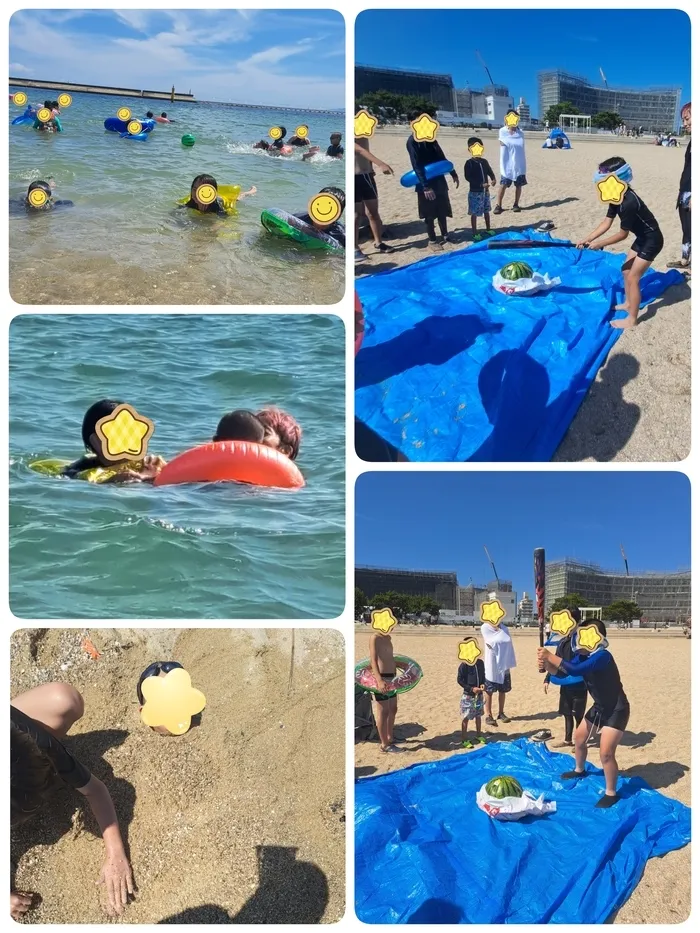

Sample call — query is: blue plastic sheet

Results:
[355,737,690,924]
[355,231,683,461]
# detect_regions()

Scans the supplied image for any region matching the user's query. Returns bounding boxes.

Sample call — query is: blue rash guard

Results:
[559,650,628,719]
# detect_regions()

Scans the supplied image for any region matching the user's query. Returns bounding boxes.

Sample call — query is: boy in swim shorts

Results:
[463,137,497,239]
[577,156,663,328]
[457,645,486,748]
[369,623,403,754]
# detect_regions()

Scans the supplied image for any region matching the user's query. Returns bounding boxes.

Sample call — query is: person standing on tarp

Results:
[668,101,691,272]
[494,110,527,215]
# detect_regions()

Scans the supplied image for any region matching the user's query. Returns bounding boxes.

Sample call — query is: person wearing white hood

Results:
[494,110,527,215]
[480,616,517,726]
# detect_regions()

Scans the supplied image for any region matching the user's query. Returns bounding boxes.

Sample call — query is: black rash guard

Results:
[457,659,486,693]
[11,705,91,789]
[606,188,661,241]
[559,650,628,718]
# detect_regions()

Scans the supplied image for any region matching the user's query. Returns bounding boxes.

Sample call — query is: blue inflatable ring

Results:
[400,159,454,188]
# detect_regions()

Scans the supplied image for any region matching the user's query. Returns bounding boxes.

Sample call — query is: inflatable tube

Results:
[120,131,149,141]
[154,440,305,489]
[400,159,454,188]
[549,673,585,687]
[104,117,155,134]
[12,115,35,126]
[260,208,344,252]
[354,655,423,695]
[177,184,241,214]
[29,458,69,476]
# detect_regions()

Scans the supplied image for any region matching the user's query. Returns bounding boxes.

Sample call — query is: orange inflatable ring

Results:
[154,441,305,489]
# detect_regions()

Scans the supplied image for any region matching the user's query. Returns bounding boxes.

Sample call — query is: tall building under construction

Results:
[545,559,690,623]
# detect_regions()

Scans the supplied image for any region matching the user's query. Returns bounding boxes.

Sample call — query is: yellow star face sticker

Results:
[597,175,628,205]
[354,109,378,139]
[308,192,342,227]
[469,141,485,157]
[95,404,154,462]
[504,111,520,128]
[481,599,506,627]
[269,125,284,140]
[117,107,131,121]
[295,124,309,139]
[127,120,143,136]
[411,113,440,142]
[140,667,206,736]
[550,610,577,637]
[57,93,72,108]
[458,638,482,664]
[13,92,28,106]
[575,624,606,654]
[371,607,398,634]
[36,108,52,123]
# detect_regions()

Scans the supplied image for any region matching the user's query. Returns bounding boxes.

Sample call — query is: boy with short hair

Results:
[457,642,487,748]
[463,137,497,240]
[369,623,402,753]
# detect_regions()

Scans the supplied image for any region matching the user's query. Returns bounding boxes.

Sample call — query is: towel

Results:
[498,127,527,181]
[481,623,517,683]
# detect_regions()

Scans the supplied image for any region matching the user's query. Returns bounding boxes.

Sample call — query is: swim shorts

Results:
[355,172,378,203]
[374,672,397,702]
[585,700,630,732]
[484,671,512,694]
[500,174,527,188]
[631,232,664,262]
[460,692,485,720]
[468,190,492,216]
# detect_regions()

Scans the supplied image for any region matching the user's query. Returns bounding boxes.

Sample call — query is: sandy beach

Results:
[355,625,690,923]
[11,628,345,924]
[356,130,691,461]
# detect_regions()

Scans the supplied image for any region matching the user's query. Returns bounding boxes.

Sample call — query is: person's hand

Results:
[491,179,497,188]
[11,891,33,920]
[380,162,394,175]
[142,455,166,477]
[98,854,134,916]
[588,243,603,251]
[451,172,460,189]
[424,188,436,201]
[376,680,391,694]
[544,682,549,694]
[576,241,590,249]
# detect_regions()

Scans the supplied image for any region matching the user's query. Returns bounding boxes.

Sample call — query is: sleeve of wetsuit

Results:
[406,137,429,188]
[560,650,611,676]
[457,663,470,690]
[10,706,91,789]
[606,203,620,221]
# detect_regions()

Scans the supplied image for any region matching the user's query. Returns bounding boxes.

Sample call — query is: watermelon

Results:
[500,261,533,281]
[485,775,523,798]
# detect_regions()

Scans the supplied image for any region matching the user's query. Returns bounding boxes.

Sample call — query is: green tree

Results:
[544,101,580,127]
[369,590,408,618]
[549,592,586,614]
[355,587,366,620]
[592,111,622,131]
[602,600,641,626]
[356,90,436,123]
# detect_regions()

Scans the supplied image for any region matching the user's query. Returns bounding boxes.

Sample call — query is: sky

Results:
[9,9,345,109]
[355,472,691,600]
[356,9,691,118]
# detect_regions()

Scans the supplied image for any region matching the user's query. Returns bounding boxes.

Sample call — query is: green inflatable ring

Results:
[260,208,344,252]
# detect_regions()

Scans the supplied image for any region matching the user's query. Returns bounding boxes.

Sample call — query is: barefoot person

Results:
[668,101,691,272]
[577,156,663,329]
[494,111,527,214]
[368,609,403,753]
[354,137,394,262]
[538,621,630,808]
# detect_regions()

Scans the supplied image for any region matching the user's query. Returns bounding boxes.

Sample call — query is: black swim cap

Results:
[81,399,122,450]
[320,185,345,213]
[146,111,154,118]
[213,410,265,443]
[137,661,183,705]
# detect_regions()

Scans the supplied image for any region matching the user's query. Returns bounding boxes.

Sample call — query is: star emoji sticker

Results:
[371,608,398,634]
[550,610,578,637]
[95,404,154,462]
[411,113,440,142]
[504,111,520,128]
[354,109,378,138]
[140,667,206,736]
[469,141,485,157]
[481,599,506,627]
[597,175,627,205]
[575,624,606,654]
[458,638,482,664]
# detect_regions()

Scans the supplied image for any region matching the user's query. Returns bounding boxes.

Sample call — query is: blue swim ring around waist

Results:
[400,159,454,188]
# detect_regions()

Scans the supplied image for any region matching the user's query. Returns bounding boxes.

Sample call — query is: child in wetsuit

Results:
[463,137,497,239]
[62,399,166,484]
[294,186,346,248]
[369,627,402,753]
[12,180,74,214]
[327,133,343,158]
[11,683,134,919]
[457,646,486,748]
[406,111,460,249]
[181,174,257,215]
[577,156,663,329]
[543,609,588,747]
[538,621,630,808]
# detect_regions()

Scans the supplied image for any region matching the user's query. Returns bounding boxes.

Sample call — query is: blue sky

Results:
[9,9,345,108]
[356,472,690,599]
[356,9,691,118]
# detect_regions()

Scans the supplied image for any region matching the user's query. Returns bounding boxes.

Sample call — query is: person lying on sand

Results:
[11,683,134,919]
[61,399,166,484]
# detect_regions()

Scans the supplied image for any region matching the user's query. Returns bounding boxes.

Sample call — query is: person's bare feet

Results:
[611,315,638,329]
[11,890,34,920]
[614,302,630,311]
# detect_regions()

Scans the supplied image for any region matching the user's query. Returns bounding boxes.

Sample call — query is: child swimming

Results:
[62,399,166,484]
[577,156,664,328]
[10,180,74,215]
[212,408,302,460]
[180,174,256,214]
[212,409,267,443]
[294,186,346,248]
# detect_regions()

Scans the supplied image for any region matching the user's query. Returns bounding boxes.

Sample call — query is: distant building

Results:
[538,70,681,132]
[518,592,534,623]
[356,64,456,111]
[476,590,517,624]
[454,84,513,125]
[545,558,690,623]
[356,565,458,610]
[516,97,531,123]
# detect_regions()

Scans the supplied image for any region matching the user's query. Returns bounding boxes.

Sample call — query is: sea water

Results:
[9,91,345,305]
[9,314,345,618]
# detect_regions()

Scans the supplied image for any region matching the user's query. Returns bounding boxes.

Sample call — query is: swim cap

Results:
[137,661,184,705]
[593,162,633,184]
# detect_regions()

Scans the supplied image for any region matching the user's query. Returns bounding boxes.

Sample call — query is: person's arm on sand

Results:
[77,775,134,916]
[369,635,391,693]
[354,143,393,175]
[10,891,33,921]
[576,216,614,249]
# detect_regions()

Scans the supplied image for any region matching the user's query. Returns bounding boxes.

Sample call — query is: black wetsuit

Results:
[546,637,588,741]
[9,199,73,217]
[180,197,227,215]
[294,212,345,248]
[11,705,91,789]
[463,157,496,192]
[606,188,663,261]
[560,650,630,731]
[457,659,486,694]
[406,136,453,235]
[677,140,691,259]
[327,144,344,157]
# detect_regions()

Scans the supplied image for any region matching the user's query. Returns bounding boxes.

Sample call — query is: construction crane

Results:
[475,50,496,87]
[483,545,500,589]
[599,67,608,89]
[620,544,630,576]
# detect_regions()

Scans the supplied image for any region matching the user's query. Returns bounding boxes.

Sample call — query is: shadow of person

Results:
[617,729,656,750]
[11,729,135,888]
[233,846,329,924]
[356,314,503,390]
[394,722,427,740]
[622,759,689,791]
[159,904,233,924]
[523,197,580,210]
[355,765,378,778]
[407,898,465,923]
[637,277,691,324]
[553,352,641,462]
[355,418,403,462]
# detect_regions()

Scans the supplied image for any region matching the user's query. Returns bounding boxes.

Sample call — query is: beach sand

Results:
[354,625,690,923]
[356,130,691,461]
[11,628,345,924]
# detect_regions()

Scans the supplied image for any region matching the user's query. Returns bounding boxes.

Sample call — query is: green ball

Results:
[181,134,195,147]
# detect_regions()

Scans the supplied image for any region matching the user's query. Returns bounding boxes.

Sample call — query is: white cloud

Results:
[242,41,315,67]
[9,62,32,75]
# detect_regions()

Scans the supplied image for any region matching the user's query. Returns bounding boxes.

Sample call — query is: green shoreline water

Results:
[9,91,346,305]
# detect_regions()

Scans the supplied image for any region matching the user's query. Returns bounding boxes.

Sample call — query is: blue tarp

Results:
[355,738,691,924]
[355,231,683,461]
